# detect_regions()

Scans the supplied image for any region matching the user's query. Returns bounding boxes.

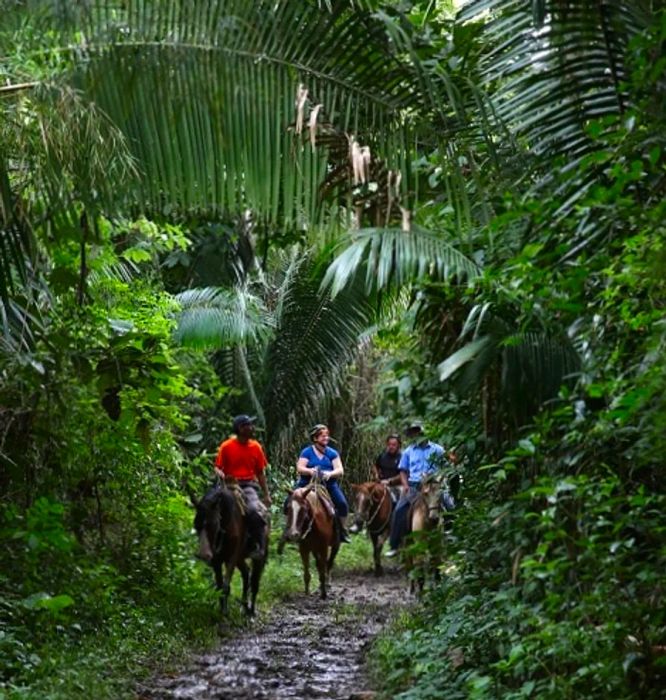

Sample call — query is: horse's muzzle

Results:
[198,530,214,562]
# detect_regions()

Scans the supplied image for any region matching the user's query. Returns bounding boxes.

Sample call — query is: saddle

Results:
[303,483,336,519]
[221,477,247,516]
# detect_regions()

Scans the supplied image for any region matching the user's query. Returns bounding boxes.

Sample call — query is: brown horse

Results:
[405,474,445,594]
[194,480,269,616]
[351,481,392,576]
[284,484,340,599]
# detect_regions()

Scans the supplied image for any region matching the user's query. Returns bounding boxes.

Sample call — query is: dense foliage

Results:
[1,0,664,698]
[367,2,666,698]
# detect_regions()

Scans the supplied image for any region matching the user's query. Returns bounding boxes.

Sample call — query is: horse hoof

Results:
[374,567,384,577]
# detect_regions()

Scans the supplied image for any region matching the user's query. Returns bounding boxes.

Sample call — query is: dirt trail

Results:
[141,567,407,699]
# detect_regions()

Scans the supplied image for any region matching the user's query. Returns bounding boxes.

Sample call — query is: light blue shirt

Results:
[399,441,445,485]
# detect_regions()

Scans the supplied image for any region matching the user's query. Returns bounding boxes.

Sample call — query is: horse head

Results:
[420,474,444,526]
[351,483,371,529]
[284,488,312,542]
[193,487,234,563]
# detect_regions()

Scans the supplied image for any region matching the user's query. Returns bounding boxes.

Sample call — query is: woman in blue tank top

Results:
[294,424,350,543]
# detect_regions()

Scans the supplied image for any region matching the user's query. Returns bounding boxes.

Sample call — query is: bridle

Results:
[359,483,390,534]
[421,479,443,522]
[290,490,315,541]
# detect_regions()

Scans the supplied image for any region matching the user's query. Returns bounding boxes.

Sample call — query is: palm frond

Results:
[322,226,481,297]
[438,336,494,382]
[261,250,377,451]
[36,0,425,228]
[174,286,274,349]
[458,0,652,197]
[438,308,581,424]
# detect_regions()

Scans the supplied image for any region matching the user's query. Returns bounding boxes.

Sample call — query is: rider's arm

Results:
[256,469,272,506]
[399,470,409,493]
[398,450,410,494]
[328,456,344,480]
[388,474,403,486]
[297,456,317,478]
[373,455,382,481]
[214,444,225,479]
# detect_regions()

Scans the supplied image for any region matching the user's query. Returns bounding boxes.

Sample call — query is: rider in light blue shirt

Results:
[385,422,445,557]
[399,440,445,486]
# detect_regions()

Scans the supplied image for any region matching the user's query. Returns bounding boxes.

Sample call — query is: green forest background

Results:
[1,1,664,698]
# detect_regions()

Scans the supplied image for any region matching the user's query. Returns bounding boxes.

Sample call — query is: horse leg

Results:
[326,527,340,594]
[299,545,311,595]
[238,560,250,614]
[371,532,383,577]
[212,561,225,614]
[315,546,328,600]
[220,561,234,614]
[248,556,265,616]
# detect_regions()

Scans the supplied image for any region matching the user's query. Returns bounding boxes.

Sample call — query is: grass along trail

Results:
[139,536,409,699]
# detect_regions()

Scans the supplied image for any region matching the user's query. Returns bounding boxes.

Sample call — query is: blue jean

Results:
[389,485,419,550]
[295,475,349,517]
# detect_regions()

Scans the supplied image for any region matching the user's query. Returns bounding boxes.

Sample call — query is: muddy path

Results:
[141,567,408,699]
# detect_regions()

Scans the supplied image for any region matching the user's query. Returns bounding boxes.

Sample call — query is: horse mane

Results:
[195,486,238,531]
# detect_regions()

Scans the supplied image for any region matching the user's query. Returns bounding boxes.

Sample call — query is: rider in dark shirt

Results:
[374,434,402,483]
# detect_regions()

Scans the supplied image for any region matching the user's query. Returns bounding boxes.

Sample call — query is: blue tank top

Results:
[300,445,339,472]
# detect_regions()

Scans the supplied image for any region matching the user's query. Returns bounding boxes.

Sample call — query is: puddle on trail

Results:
[140,568,408,700]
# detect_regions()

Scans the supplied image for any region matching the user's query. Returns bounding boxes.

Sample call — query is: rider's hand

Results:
[311,468,319,478]
[322,472,331,482]
[381,479,389,485]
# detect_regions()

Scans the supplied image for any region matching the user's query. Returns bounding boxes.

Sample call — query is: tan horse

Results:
[351,481,392,576]
[284,484,340,599]
[406,474,445,594]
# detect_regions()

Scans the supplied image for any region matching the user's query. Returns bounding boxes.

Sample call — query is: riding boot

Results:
[246,513,266,561]
[338,516,351,544]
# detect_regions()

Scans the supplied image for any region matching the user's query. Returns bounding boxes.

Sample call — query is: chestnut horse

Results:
[194,480,268,616]
[351,481,392,576]
[284,484,340,599]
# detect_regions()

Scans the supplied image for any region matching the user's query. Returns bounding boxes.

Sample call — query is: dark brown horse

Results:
[194,480,269,616]
[351,481,392,576]
[284,484,339,599]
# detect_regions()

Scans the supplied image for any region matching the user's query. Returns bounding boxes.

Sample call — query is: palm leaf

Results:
[322,226,481,297]
[174,286,274,349]
[261,249,376,450]
[438,336,494,382]
[437,302,581,424]
[458,0,652,198]
[37,0,425,229]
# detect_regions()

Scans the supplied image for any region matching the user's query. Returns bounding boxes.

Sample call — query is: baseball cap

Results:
[232,414,256,433]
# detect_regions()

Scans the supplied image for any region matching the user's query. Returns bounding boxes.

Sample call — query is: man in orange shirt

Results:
[215,414,272,559]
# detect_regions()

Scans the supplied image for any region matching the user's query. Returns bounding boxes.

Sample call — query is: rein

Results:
[296,479,322,541]
[365,484,390,534]
[300,501,315,540]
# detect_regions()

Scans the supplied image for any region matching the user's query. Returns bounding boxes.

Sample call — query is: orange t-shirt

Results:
[215,437,268,481]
